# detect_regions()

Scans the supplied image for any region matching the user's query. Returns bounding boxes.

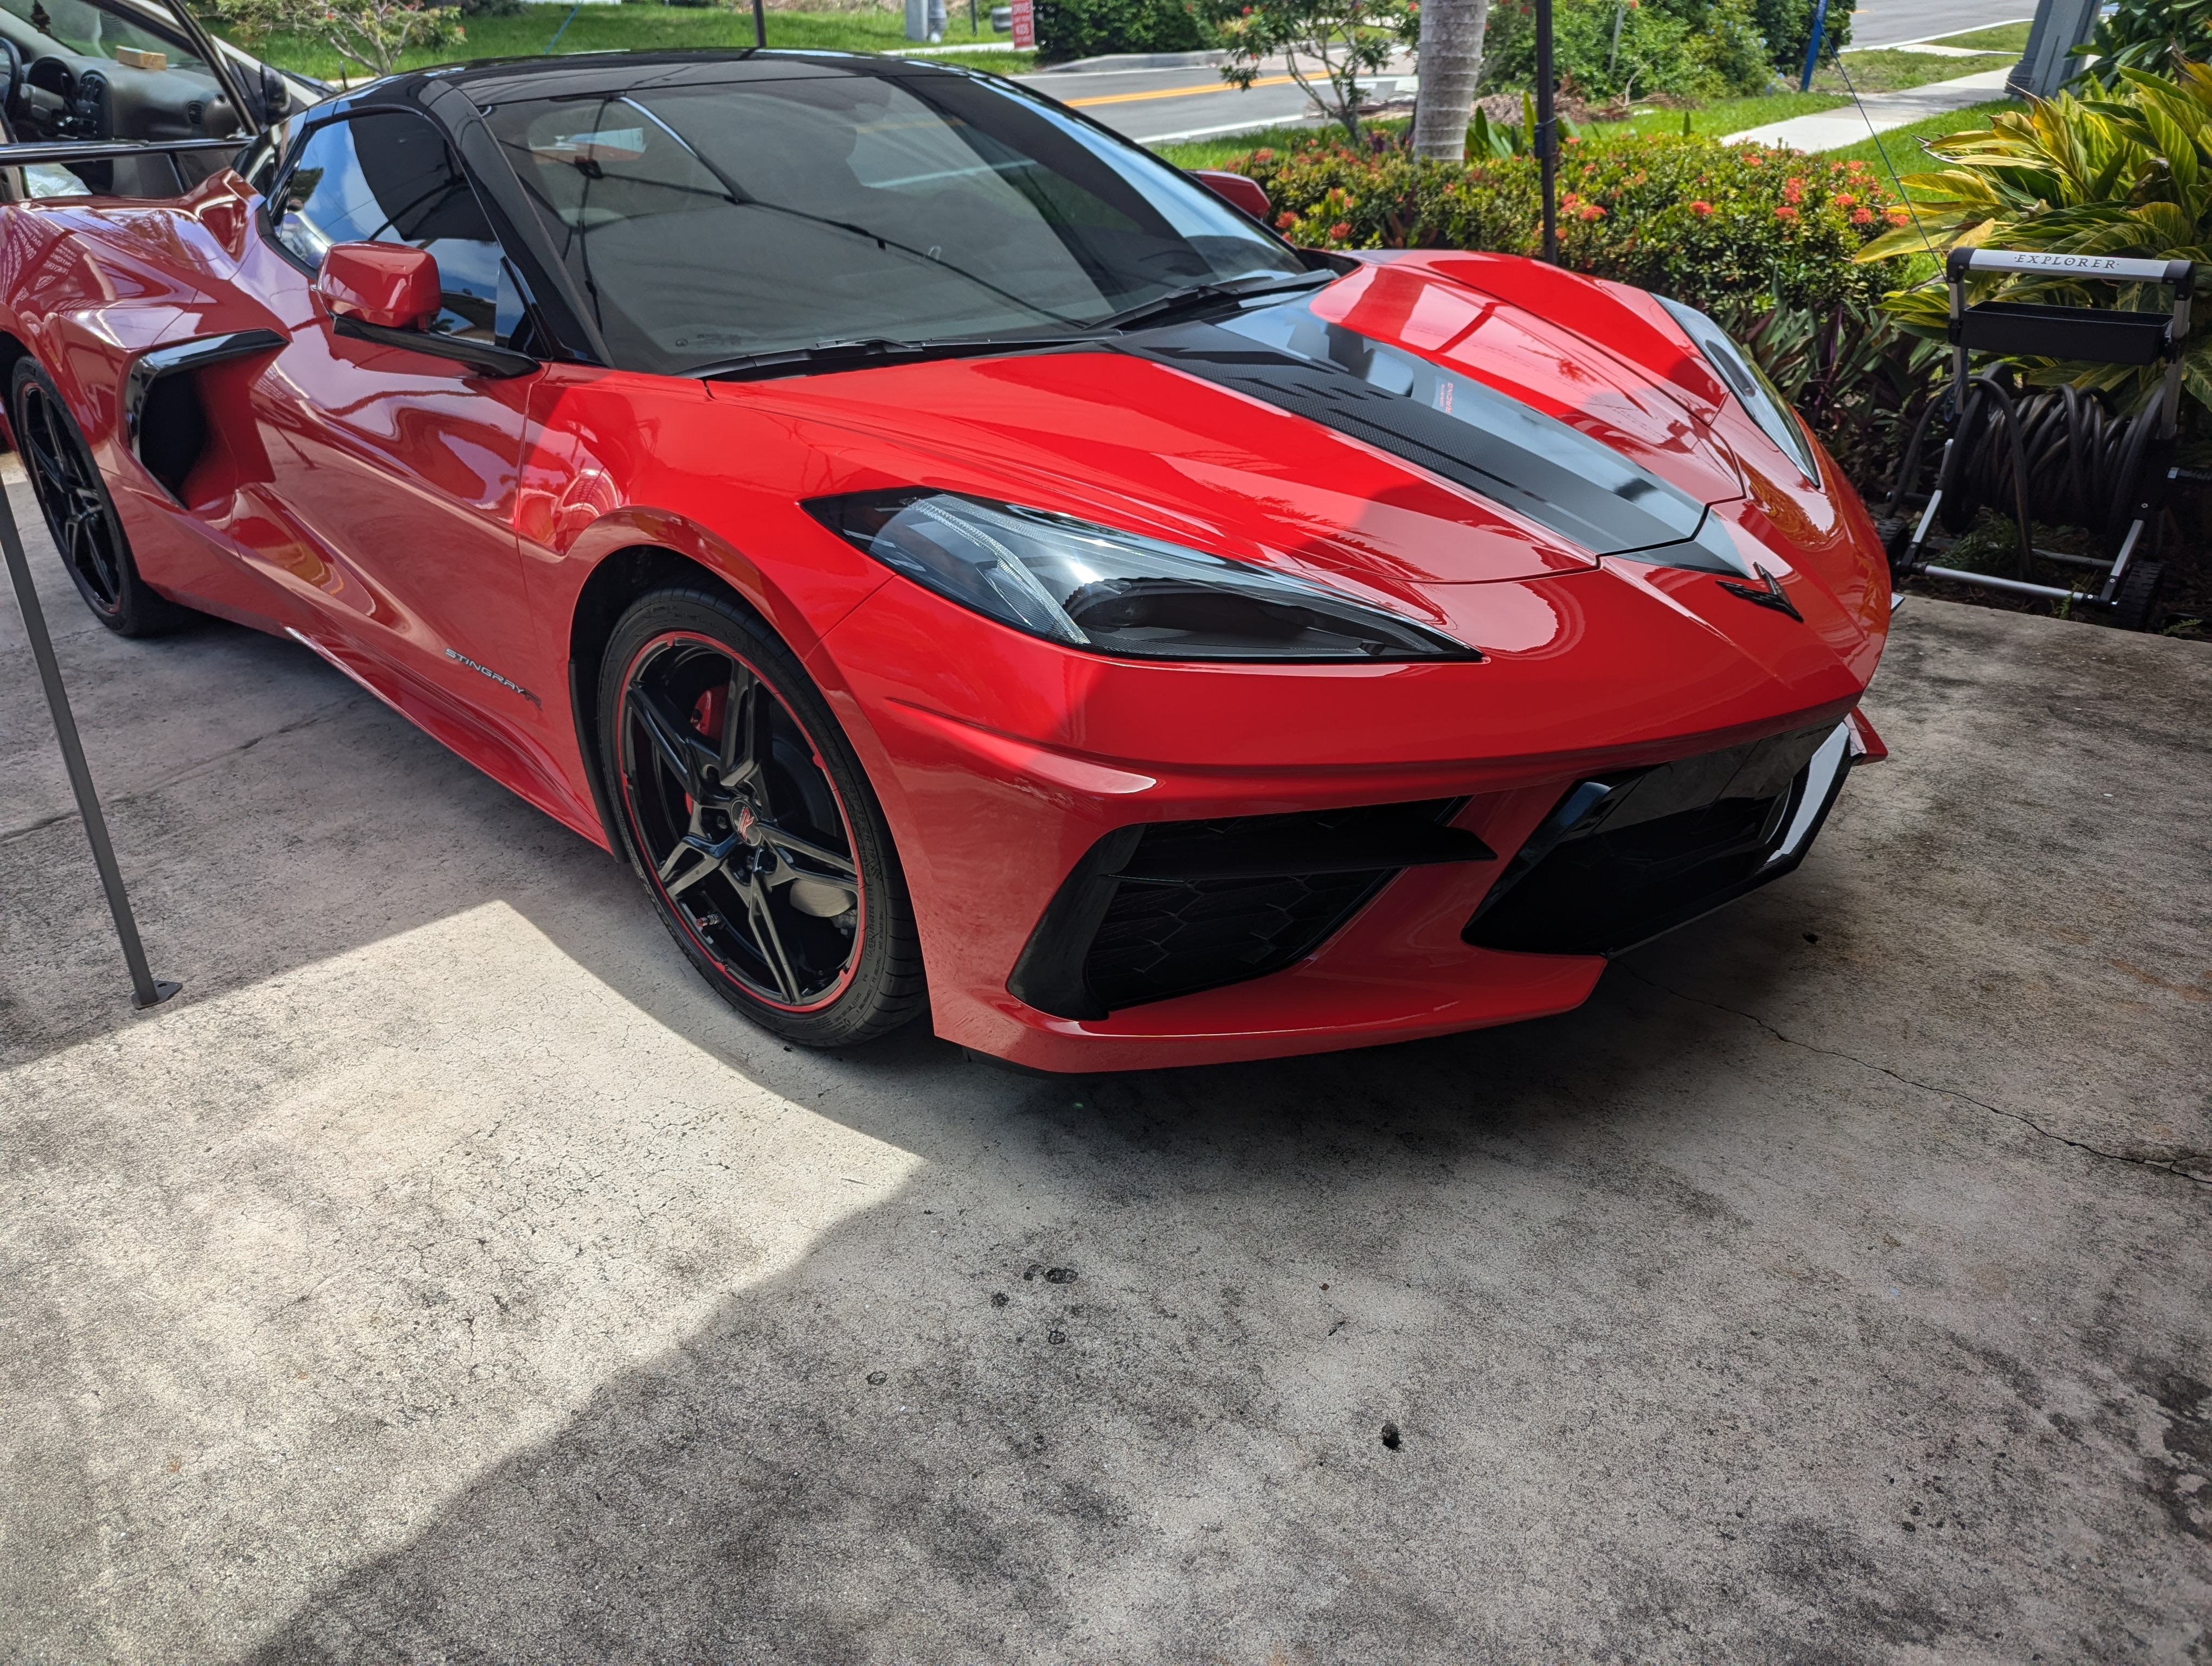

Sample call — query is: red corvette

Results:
[2,48,1890,1070]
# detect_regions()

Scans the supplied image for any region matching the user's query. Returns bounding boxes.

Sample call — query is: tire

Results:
[11,357,189,636]
[597,585,927,1048]
[2108,558,2165,633]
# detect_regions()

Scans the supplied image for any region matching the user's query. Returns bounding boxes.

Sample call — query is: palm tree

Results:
[1411,0,1494,160]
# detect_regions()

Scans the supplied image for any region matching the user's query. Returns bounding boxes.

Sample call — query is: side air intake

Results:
[122,329,285,502]
[1008,800,1493,1021]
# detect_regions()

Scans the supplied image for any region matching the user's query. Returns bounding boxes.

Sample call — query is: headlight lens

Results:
[809,490,1476,662]
[1657,297,1821,484]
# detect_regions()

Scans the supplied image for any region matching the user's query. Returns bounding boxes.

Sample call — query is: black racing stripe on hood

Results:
[1116,297,1747,572]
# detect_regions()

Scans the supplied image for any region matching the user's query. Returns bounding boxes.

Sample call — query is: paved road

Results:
[1848,0,2033,49]
[1020,54,1415,146]
[1018,2,2035,149]
[4,457,2209,1660]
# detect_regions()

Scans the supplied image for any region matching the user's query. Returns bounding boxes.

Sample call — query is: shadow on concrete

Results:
[218,983,2021,1666]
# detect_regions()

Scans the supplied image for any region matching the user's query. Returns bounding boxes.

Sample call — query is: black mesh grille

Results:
[1085,869,1393,1011]
[1464,723,1842,958]
[1007,799,1493,1020]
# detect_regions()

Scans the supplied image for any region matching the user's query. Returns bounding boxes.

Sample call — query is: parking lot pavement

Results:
[3,465,2208,1662]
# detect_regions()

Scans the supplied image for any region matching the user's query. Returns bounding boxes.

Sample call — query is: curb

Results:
[1036,49,1230,73]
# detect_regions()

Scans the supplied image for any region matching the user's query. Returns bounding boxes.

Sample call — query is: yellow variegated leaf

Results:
[2132,77,2212,147]
[2143,104,2202,198]
[2133,200,2197,244]
[1851,213,1987,263]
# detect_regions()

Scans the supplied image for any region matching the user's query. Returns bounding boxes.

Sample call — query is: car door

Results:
[241,105,573,806]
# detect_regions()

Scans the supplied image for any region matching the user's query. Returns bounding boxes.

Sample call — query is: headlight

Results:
[809,490,1477,662]
[1657,297,1821,485]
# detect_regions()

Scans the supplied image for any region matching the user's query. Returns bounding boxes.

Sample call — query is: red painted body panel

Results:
[0,168,1892,1069]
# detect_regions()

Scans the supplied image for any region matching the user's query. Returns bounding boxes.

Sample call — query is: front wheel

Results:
[598,585,927,1048]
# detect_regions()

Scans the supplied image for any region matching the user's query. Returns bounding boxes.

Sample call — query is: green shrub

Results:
[2068,0,2212,89]
[1227,133,1904,311]
[1034,0,1206,61]
[1478,0,1772,102]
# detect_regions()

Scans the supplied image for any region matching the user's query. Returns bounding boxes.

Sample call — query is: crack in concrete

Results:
[1,697,361,845]
[1617,963,2212,1189]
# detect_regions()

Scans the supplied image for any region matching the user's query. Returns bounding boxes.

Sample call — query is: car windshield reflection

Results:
[484,67,1309,376]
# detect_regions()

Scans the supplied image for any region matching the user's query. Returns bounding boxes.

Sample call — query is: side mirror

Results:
[1191,169,1272,224]
[316,242,439,332]
[260,63,290,123]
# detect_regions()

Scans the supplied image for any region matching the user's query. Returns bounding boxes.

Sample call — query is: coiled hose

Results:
[1887,376,2162,578]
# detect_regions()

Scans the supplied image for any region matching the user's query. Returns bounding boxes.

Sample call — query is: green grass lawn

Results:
[1154,125,1318,170]
[1918,22,2031,54]
[1598,91,1844,140]
[217,3,1033,83]
[1808,47,2012,95]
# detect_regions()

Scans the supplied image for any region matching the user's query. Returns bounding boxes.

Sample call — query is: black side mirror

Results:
[257,63,289,124]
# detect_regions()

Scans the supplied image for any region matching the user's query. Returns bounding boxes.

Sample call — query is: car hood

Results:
[712,258,1882,693]
[716,261,1763,595]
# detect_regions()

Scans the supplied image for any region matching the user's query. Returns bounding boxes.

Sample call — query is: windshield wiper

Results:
[1083,270,1337,336]
[691,334,1092,382]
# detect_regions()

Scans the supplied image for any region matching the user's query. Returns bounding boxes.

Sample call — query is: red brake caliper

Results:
[685,683,725,813]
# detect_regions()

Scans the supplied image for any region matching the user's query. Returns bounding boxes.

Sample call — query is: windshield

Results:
[484,67,1306,375]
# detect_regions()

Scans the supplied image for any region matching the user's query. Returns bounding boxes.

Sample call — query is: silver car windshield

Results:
[485,67,1305,376]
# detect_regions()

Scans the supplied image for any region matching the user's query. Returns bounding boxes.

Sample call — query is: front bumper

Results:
[813,559,1882,1073]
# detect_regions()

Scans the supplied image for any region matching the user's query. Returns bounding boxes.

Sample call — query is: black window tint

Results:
[271,109,526,346]
[485,72,1303,375]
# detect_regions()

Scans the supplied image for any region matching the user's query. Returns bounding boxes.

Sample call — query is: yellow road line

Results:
[1068,73,1299,107]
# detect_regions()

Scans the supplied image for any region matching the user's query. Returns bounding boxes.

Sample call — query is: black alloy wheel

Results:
[11,358,186,635]
[600,587,926,1047]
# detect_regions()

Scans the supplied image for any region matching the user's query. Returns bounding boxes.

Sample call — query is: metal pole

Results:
[0,478,178,1010]
[1798,0,1829,92]
[753,0,767,49]
[1535,0,1557,264]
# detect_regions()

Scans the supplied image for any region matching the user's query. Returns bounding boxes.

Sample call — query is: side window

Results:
[271,109,526,346]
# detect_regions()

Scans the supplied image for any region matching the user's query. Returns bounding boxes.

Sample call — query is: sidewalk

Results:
[1725,66,2012,149]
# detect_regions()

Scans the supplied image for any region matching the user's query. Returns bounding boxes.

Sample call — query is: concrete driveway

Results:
[3,460,2208,1663]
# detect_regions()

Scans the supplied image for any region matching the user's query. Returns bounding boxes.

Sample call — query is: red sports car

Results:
[2,48,1890,1071]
